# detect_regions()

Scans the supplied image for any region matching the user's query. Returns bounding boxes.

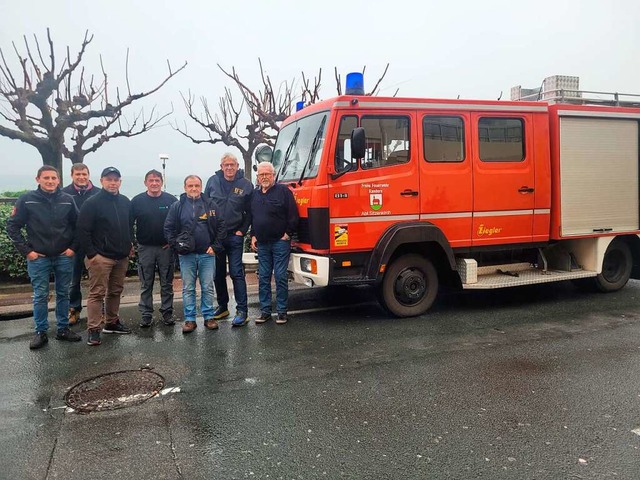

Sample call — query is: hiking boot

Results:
[56,328,81,342]
[204,319,219,330]
[255,312,272,324]
[87,329,101,346]
[29,332,48,350]
[139,317,153,328]
[68,308,80,326]
[162,313,175,326]
[276,313,289,325]
[102,320,132,334]
[231,311,248,327]
[182,321,197,334]
[212,306,229,320]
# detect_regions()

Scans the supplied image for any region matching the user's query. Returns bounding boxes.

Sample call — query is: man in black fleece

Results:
[77,167,134,346]
[7,166,82,349]
[61,163,99,325]
[250,161,299,325]
[130,170,177,327]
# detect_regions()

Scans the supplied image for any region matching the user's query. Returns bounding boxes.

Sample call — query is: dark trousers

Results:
[68,250,86,311]
[214,234,248,313]
[137,244,175,320]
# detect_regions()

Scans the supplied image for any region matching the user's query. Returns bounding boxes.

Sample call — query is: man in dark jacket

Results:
[204,153,253,327]
[250,162,299,325]
[164,175,226,334]
[7,166,82,349]
[62,163,99,325]
[77,167,133,346]
[130,170,178,327]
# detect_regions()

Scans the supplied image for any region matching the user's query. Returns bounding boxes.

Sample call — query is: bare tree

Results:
[0,29,186,174]
[177,60,392,178]
[177,59,302,176]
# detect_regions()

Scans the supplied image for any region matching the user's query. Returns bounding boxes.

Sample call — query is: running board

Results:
[456,259,597,290]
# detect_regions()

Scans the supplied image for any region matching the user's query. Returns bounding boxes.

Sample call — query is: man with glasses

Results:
[250,162,299,325]
[204,153,253,327]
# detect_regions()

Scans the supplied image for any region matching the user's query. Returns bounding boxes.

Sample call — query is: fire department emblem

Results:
[369,193,382,211]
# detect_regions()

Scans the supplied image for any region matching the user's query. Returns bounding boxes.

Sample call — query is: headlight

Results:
[300,258,317,274]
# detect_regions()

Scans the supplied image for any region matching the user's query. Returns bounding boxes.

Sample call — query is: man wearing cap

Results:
[77,167,134,346]
[62,163,100,325]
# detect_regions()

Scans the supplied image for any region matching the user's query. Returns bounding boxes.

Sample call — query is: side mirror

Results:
[351,127,365,159]
[254,145,273,164]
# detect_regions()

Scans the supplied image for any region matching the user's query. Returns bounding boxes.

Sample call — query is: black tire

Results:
[378,254,438,317]
[594,240,632,292]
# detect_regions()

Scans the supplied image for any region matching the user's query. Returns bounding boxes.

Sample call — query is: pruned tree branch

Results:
[0,29,186,173]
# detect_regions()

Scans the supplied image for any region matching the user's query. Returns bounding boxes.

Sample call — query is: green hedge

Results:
[0,203,139,280]
[0,203,28,279]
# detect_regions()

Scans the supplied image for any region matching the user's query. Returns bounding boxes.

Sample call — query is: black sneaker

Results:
[139,317,153,328]
[87,329,101,346]
[29,332,48,350]
[276,313,289,325]
[102,320,132,334]
[56,328,81,342]
[162,314,175,326]
[255,312,272,324]
[213,306,230,320]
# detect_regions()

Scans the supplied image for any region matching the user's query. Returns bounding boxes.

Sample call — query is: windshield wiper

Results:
[276,127,300,183]
[296,116,326,187]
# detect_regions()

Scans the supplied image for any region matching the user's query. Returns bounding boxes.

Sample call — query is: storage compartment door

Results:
[559,117,639,236]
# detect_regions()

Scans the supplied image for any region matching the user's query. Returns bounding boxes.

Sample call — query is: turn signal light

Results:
[300,258,317,274]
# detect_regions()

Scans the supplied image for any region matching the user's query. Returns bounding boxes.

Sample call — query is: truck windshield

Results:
[272,111,328,182]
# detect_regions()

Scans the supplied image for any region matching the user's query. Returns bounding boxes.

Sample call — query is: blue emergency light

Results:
[345,72,364,95]
[296,101,305,111]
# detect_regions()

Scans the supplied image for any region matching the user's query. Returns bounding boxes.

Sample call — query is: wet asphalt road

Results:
[1,280,639,479]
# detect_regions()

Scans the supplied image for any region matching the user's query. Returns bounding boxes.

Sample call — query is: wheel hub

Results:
[394,268,427,305]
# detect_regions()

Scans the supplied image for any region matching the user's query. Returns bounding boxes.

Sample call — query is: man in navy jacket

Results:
[164,175,226,333]
[250,162,299,325]
[62,163,99,325]
[204,153,253,327]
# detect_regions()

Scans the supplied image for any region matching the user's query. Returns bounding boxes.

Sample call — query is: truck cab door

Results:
[328,113,419,254]
[471,114,535,245]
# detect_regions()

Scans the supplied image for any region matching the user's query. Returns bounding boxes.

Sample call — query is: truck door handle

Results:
[518,186,535,194]
[400,190,418,197]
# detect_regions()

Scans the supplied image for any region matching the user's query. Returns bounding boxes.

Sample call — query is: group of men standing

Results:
[7,154,299,350]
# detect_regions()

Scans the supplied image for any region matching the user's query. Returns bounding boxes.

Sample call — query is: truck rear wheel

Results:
[594,239,632,292]
[379,254,438,317]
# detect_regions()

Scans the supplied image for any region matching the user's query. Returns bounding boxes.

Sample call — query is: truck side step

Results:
[457,259,597,289]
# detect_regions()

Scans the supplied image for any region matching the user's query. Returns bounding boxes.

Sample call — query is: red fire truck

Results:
[262,75,640,317]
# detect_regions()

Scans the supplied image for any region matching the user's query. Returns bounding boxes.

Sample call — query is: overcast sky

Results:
[1,0,639,187]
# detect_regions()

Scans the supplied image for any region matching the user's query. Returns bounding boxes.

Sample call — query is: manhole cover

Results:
[65,369,165,413]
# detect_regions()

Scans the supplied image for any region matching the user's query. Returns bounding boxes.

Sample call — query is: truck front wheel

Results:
[379,254,438,317]
[594,239,632,292]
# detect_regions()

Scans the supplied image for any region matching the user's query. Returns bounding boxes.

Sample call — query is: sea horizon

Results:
[0,174,197,199]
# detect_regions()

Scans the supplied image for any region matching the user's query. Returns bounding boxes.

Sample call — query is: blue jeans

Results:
[215,234,248,313]
[26,254,74,333]
[178,253,215,322]
[257,239,291,314]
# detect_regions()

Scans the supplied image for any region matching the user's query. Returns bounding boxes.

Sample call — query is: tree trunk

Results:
[36,144,64,182]
[242,152,253,183]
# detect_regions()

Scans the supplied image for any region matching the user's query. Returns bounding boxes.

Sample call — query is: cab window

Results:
[478,117,525,162]
[361,116,410,170]
[334,115,358,172]
[423,116,465,162]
